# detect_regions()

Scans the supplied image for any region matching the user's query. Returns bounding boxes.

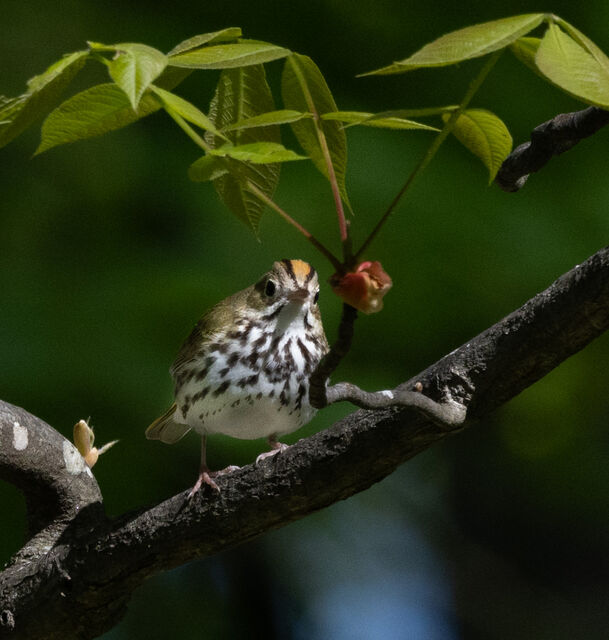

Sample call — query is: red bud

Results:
[331,261,392,314]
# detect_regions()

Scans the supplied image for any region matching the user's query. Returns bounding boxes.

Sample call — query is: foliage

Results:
[2,14,609,281]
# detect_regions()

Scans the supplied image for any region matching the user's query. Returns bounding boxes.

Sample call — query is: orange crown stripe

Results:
[289,259,313,281]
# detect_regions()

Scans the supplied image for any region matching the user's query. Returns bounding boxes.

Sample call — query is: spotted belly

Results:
[173,331,320,439]
[176,375,315,439]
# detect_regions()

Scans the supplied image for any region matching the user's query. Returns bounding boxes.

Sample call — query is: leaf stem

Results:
[288,57,350,257]
[245,181,343,272]
[355,50,502,261]
[165,107,213,153]
[317,118,349,250]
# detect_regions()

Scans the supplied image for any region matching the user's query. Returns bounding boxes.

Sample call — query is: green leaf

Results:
[321,110,439,131]
[0,96,28,141]
[188,155,229,182]
[168,40,290,69]
[26,50,89,92]
[509,37,542,73]
[167,28,243,56]
[444,108,512,183]
[149,85,225,139]
[104,43,167,110]
[555,17,609,77]
[362,106,459,119]
[281,53,350,210]
[224,109,311,131]
[205,65,281,233]
[535,23,609,108]
[362,13,545,75]
[36,83,161,154]
[211,141,306,163]
[0,50,88,149]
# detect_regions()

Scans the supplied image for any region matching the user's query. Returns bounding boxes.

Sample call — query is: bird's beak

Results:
[288,288,309,303]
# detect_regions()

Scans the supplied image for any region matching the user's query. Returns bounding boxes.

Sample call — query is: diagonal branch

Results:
[495,106,609,192]
[2,245,609,639]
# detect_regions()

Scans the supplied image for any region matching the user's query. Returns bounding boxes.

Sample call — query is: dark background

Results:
[2,1,609,638]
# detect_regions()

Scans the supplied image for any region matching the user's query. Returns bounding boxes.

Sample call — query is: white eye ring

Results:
[313,290,319,304]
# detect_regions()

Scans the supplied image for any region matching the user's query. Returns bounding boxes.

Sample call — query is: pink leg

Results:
[255,434,289,465]
[188,435,240,497]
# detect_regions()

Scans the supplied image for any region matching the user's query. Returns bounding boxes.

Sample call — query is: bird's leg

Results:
[188,435,240,497]
[188,435,218,496]
[255,434,289,465]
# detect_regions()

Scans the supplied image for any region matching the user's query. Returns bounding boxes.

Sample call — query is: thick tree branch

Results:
[495,106,609,192]
[0,404,103,565]
[2,245,609,639]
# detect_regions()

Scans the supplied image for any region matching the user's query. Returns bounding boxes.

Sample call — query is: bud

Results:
[73,419,118,468]
[330,261,392,314]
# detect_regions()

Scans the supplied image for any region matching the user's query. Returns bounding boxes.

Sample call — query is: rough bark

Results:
[495,106,609,192]
[2,245,609,639]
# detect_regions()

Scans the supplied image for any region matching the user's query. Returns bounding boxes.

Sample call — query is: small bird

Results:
[146,259,328,495]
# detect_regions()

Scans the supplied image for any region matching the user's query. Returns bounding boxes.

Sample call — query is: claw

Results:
[256,435,289,465]
[188,470,220,497]
[187,436,240,497]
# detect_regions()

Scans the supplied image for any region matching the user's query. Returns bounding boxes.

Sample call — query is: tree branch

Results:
[309,302,358,409]
[0,403,103,565]
[2,245,609,639]
[495,106,609,192]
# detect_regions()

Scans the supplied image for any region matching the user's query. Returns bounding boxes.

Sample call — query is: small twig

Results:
[355,50,502,260]
[309,303,466,428]
[309,303,357,408]
[495,106,609,192]
[325,382,466,427]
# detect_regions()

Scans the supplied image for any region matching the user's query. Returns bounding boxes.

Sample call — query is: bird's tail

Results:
[146,403,191,444]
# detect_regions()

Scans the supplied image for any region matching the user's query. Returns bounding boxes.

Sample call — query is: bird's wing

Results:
[170,287,250,377]
[145,403,191,444]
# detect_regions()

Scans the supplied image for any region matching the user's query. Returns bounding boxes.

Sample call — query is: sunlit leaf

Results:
[205,65,280,232]
[0,50,88,149]
[362,13,545,75]
[321,110,438,131]
[210,141,306,163]
[444,108,512,183]
[535,23,609,108]
[188,155,229,182]
[168,40,290,69]
[555,17,609,77]
[103,43,167,110]
[149,85,225,138]
[224,109,311,131]
[281,53,350,210]
[167,28,243,56]
[36,83,161,154]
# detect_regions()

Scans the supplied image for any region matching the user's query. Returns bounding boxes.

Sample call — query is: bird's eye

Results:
[313,290,319,304]
[265,279,277,297]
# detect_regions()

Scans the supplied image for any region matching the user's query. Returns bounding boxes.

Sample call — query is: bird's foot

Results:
[255,442,289,465]
[187,465,241,497]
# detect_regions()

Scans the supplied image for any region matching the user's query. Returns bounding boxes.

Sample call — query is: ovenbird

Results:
[146,259,328,495]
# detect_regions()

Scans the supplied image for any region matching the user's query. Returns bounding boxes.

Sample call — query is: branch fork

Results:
[309,303,467,429]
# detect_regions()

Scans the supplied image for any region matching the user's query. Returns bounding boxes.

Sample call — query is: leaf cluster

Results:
[1,15,608,253]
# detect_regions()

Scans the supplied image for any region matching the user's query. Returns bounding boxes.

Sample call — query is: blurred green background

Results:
[2,1,609,638]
